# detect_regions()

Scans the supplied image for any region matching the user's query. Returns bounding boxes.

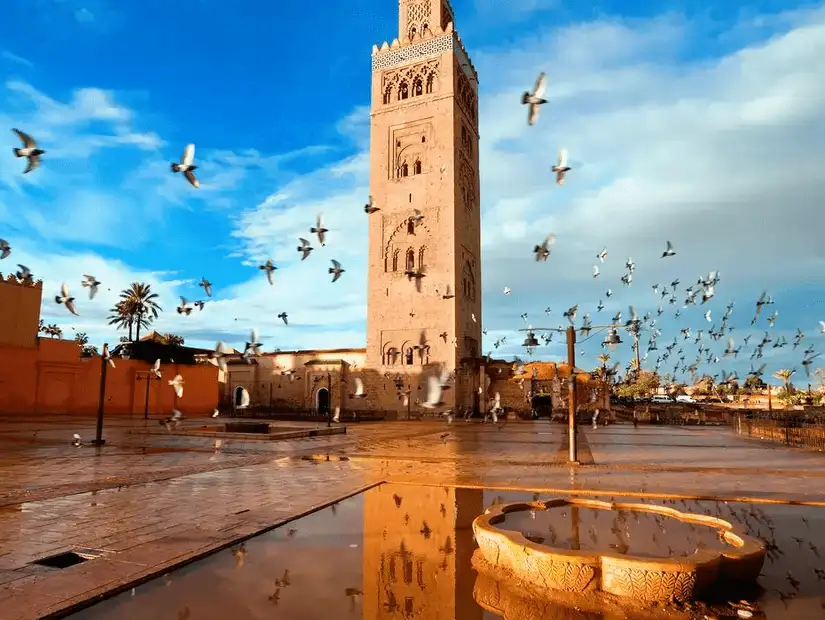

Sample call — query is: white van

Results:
[651,394,674,404]
[675,395,695,404]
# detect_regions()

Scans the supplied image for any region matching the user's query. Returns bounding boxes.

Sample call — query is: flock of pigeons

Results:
[3,68,823,421]
[516,72,823,390]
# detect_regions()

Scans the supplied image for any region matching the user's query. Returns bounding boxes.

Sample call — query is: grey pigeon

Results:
[297,237,313,260]
[0,239,10,259]
[81,274,100,299]
[329,259,345,282]
[199,277,212,297]
[55,282,78,316]
[310,214,328,246]
[364,195,379,214]
[12,129,44,174]
[259,259,277,285]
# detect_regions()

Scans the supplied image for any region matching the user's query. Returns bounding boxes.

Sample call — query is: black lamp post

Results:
[521,323,629,464]
[91,343,109,446]
[135,371,162,420]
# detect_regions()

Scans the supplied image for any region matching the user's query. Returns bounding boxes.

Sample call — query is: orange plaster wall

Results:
[0,338,218,416]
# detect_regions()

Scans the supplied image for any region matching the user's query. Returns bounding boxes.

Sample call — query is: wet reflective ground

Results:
[66,484,825,620]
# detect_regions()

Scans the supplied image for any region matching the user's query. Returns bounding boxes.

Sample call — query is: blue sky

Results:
[0,0,823,387]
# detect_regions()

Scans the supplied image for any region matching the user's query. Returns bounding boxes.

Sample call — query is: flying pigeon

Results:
[522,72,547,126]
[605,288,613,298]
[596,300,604,311]
[12,129,44,174]
[55,282,79,315]
[72,433,81,447]
[593,265,600,278]
[297,238,314,260]
[168,374,185,398]
[177,297,192,315]
[551,149,571,185]
[278,312,288,325]
[194,300,205,311]
[820,321,825,335]
[625,257,635,272]
[198,277,212,297]
[150,358,162,379]
[503,287,511,295]
[597,247,607,262]
[422,371,450,408]
[242,329,263,363]
[259,259,277,285]
[102,346,115,368]
[15,264,31,280]
[310,214,328,246]
[171,143,199,188]
[81,274,100,299]
[704,310,712,322]
[533,233,555,261]
[350,377,367,399]
[329,259,345,282]
[236,387,251,408]
[364,195,379,214]
[661,241,675,258]
[0,239,10,259]
[209,342,228,372]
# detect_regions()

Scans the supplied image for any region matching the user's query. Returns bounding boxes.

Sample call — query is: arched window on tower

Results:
[406,248,415,272]
[383,87,392,104]
[400,162,409,177]
[462,261,476,301]
[418,247,426,268]
[407,219,415,235]
[413,160,422,175]
[405,348,414,365]
[392,249,399,271]
[399,81,409,100]
[413,78,423,97]
[409,26,417,40]
[425,74,434,94]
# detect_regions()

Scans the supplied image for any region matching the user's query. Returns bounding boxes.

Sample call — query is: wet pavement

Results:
[0,415,823,618]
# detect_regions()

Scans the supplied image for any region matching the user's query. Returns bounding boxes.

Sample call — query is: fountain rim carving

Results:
[472,497,766,602]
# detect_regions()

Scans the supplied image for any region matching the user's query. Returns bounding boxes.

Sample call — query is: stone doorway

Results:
[316,387,330,415]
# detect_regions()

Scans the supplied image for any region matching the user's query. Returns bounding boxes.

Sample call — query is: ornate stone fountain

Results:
[472,498,766,605]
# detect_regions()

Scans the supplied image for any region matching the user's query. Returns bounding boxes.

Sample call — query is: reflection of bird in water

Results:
[609,542,629,554]
[786,571,801,591]
[420,521,432,539]
[163,574,172,587]
[439,536,454,555]
[440,503,446,518]
[287,529,297,538]
[404,513,410,525]
[792,536,804,547]
[393,493,403,508]
[775,590,794,608]
[346,587,363,611]
[810,542,821,558]
[813,567,825,581]
[232,543,246,568]
[268,588,280,604]
[275,569,290,587]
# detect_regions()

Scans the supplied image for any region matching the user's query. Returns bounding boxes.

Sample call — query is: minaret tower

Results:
[365,0,482,409]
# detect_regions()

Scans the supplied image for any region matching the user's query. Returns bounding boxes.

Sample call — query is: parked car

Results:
[651,394,675,404]
[675,395,696,403]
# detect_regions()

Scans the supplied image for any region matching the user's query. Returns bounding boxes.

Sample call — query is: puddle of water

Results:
[497,503,730,558]
[64,486,825,620]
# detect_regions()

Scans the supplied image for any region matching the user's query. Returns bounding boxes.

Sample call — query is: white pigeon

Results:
[522,72,547,126]
[819,321,825,335]
[422,371,450,409]
[661,241,676,258]
[72,433,81,447]
[593,265,600,278]
[236,387,250,409]
[150,358,162,378]
[211,409,220,418]
[169,374,184,398]
[81,274,100,299]
[55,282,79,316]
[332,407,340,423]
[503,287,511,295]
[597,247,607,262]
[351,377,366,399]
[704,310,712,322]
[551,148,571,185]
[171,143,199,188]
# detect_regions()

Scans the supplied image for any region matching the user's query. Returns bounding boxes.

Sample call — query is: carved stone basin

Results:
[472,498,766,603]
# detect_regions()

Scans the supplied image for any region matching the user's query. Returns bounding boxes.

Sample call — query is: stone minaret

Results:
[365,0,482,410]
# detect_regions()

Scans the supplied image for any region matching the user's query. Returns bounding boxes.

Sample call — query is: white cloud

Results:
[75,7,94,23]
[2,4,825,385]
[1,51,33,68]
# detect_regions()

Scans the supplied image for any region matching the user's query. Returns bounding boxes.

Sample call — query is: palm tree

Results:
[772,368,794,389]
[108,300,134,340]
[118,283,163,341]
[162,333,185,346]
[73,332,89,345]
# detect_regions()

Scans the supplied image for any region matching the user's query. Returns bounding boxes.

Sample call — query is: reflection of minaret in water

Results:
[362,483,484,620]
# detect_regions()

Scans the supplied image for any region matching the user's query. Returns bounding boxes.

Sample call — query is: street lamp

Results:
[92,343,110,446]
[521,322,631,464]
[135,371,162,420]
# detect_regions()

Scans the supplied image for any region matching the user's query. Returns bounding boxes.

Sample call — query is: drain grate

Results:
[32,548,111,569]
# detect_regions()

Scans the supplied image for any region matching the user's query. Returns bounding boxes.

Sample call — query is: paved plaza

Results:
[0,415,824,619]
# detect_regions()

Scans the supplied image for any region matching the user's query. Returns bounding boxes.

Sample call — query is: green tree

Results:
[73,332,89,346]
[616,370,660,399]
[111,283,163,341]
